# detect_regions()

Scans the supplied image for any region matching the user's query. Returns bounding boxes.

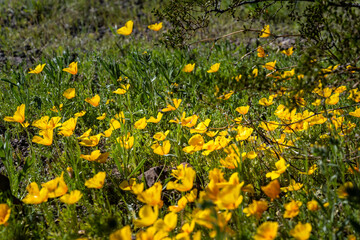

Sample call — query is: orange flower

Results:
[261,180,281,201]
[0,204,11,226]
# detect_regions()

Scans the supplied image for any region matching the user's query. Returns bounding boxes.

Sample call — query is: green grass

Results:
[0,1,360,240]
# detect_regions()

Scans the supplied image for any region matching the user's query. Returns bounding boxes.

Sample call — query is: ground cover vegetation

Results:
[0,0,360,239]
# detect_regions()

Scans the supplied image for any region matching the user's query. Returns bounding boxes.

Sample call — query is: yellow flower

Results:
[63,88,76,99]
[29,63,46,74]
[148,22,163,31]
[299,164,317,175]
[85,94,100,107]
[280,180,303,192]
[154,212,177,232]
[261,180,281,201]
[282,47,294,56]
[117,20,133,35]
[134,117,147,129]
[243,200,268,219]
[113,84,130,95]
[60,190,82,204]
[147,112,163,123]
[32,129,54,146]
[22,182,49,204]
[176,221,196,239]
[337,182,353,199]
[183,63,195,73]
[167,164,196,192]
[58,117,77,136]
[97,113,107,120]
[312,99,321,106]
[307,200,320,211]
[133,205,159,228]
[74,110,86,117]
[252,68,259,77]
[119,178,144,194]
[80,150,109,163]
[349,108,360,118]
[41,172,68,198]
[169,111,198,127]
[284,200,302,218]
[79,134,102,147]
[85,172,106,189]
[217,90,234,100]
[263,60,276,70]
[0,203,11,226]
[190,119,211,134]
[290,222,312,240]
[32,116,61,130]
[257,46,267,58]
[161,98,182,112]
[281,69,295,79]
[136,226,167,240]
[169,195,188,212]
[137,182,163,207]
[266,158,289,180]
[348,235,356,240]
[4,104,26,125]
[117,133,134,149]
[214,179,244,210]
[235,125,254,141]
[152,140,171,156]
[259,25,271,38]
[106,99,115,104]
[63,62,78,75]
[246,151,258,159]
[234,74,242,82]
[259,121,278,132]
[110,225,132,240]
[50,103,63,112]
[153,130,170,141]
[259,96,274,106]
[334,85,347,93]
[77,128,92,140]
[325,93,339,105]
[254,221,278,240]
[315,87,332,98]
[207,63,220,73]
[236,106,250,115]
[183,134,204,154]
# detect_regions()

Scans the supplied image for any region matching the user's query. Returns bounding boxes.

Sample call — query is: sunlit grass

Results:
[0,3,360,240]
